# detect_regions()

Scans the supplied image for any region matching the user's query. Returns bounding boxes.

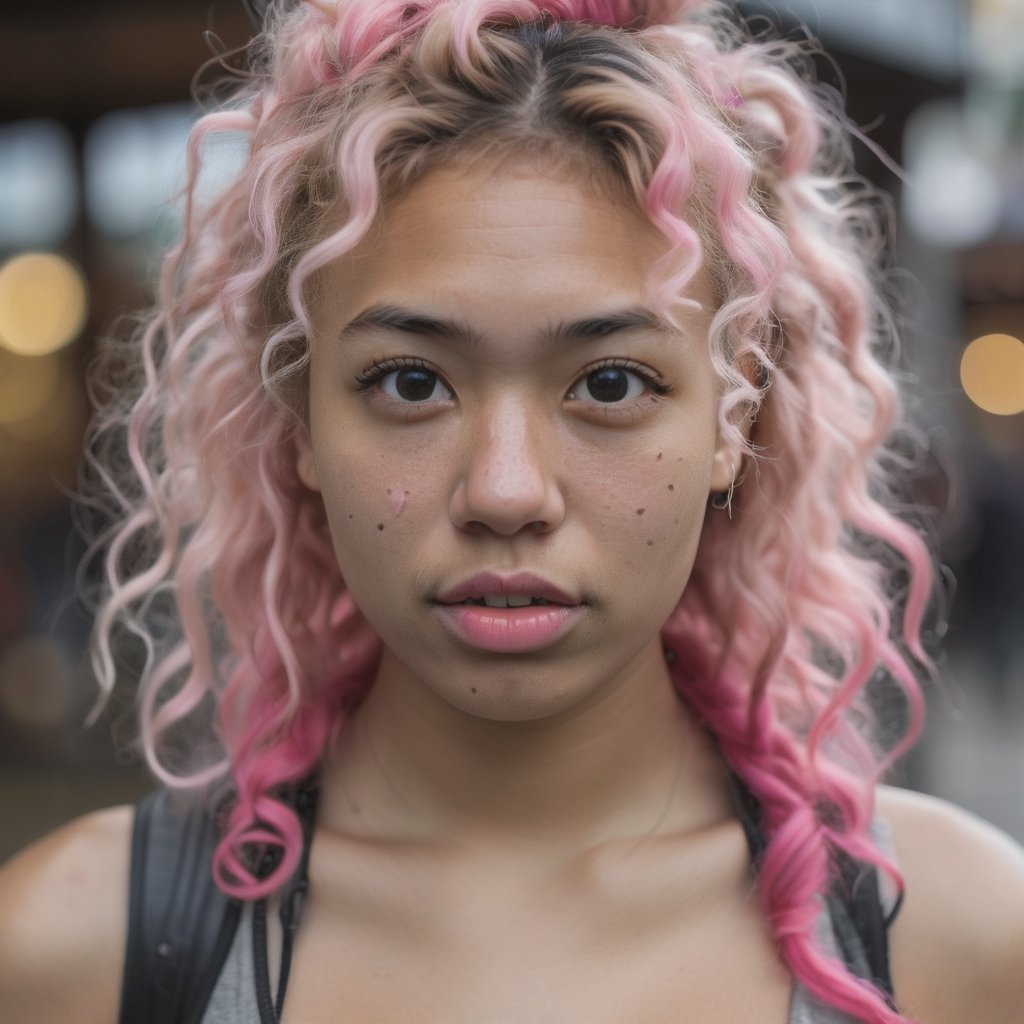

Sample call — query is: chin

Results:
[437,674,584,724]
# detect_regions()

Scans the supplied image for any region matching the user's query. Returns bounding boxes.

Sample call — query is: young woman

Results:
[2,1,1023,1021]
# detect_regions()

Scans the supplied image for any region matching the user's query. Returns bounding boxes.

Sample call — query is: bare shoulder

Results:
[877,785,1024,1024]
[0,805,134,1024]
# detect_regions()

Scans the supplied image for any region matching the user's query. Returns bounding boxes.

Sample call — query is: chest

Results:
[277,834,795,1024]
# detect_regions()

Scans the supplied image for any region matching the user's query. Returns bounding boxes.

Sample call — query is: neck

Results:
[318,640,734,859]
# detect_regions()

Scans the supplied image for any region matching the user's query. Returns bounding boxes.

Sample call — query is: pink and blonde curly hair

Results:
[81,1,934,1019]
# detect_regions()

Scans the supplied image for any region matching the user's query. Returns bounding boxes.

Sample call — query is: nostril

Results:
[465,519,545,533]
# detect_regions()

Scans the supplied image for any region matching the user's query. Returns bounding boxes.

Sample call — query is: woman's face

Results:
[298,157,736,721]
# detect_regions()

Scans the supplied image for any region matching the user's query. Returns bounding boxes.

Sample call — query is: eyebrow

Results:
[338,303,675,345]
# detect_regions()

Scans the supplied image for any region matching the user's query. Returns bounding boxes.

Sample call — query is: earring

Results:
[710,474,736,519]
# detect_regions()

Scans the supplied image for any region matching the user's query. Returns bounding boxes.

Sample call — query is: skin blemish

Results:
[656,452,663,461]
[668,484,675,491]
[646,540,655,546]
[471,687,478,694]
[388,487,408,516]
[636,508,645,515]
[377,523,385,531]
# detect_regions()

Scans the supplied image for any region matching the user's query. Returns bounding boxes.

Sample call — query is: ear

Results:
[708,385,757,495]
[708,403,755,495]
[709,438,738,495]
[294,429,322,493]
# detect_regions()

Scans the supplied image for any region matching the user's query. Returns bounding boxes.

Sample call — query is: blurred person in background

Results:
[1,1,1023,1022]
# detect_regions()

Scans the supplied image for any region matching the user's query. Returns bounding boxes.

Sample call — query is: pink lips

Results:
[433,572,584,653]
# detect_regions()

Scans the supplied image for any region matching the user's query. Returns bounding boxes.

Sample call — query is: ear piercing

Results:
[710,467,737,519]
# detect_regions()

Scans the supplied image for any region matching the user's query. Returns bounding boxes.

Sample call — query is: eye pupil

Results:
[587,368,629,403]
[395,368,437,401]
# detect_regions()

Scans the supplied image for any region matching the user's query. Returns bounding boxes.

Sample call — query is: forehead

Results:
[323,157,716,323]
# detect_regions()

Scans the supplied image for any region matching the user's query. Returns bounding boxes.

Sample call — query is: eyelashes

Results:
[354,356,674,410]
[354,357,453,404]
[568,358,674,404]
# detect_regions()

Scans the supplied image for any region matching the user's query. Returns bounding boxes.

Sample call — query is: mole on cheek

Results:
[656,452,663,461]
[377,523,385,531]
[636,508,645,515]
[471,687,478,694]
[668,484,675,491]
[646,540,655,546]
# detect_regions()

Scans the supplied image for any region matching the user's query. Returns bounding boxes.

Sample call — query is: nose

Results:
[449,395,565,537]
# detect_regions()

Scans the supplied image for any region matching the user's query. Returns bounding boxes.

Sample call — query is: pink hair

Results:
[81,2,934,1020]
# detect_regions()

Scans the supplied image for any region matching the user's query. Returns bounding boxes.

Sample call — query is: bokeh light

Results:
[0,252,88,357]
[0,120,78,251]
[904,100,1002,249]
[960,333,1024,416]
[85,104,248,241]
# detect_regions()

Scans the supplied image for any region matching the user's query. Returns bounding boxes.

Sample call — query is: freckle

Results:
[668,484,675,491]
[347,514,354,519]
[471,687,478,694]
[636,508,645,515]
[656,452,663,461]
[646,540,655,546]
[377,523,384,531]
[674,517,679,525]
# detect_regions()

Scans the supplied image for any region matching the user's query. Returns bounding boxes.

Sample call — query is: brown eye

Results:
[586,368,630,402]
[569,366,648,404]
[379,367,453,403]
[396,368,437,401]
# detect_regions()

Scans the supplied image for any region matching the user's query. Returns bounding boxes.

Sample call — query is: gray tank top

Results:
[202,822,900,1024]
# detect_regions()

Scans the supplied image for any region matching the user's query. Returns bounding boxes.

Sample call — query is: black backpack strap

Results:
[251,782,321,1024]
[729,774,897,1004]
[826,848,900,1005]
[729,770,768,869]
[118,788,242,1024]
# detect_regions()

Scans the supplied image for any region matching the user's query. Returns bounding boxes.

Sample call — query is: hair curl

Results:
[80,2,934,1020]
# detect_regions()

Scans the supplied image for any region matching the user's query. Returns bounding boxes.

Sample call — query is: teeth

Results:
[477,594,543,608]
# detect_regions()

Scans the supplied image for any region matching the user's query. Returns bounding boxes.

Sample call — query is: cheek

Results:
[313,449,403,566]
[312,445,442,607]
[579,444,713,593]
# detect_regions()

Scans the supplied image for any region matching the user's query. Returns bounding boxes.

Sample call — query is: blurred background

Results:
[0,0,1022,862]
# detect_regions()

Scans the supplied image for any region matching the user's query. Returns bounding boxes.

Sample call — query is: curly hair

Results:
[80,2,934,1020]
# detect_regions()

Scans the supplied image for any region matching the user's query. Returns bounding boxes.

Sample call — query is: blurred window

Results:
[0,120,79,251]
[742,0,965,76]
[85,103,248,241]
